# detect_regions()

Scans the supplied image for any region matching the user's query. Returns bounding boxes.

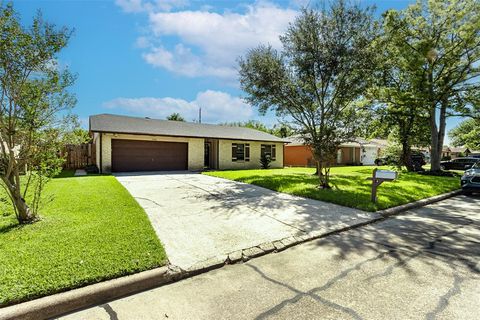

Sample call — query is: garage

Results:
[111,139,188,172]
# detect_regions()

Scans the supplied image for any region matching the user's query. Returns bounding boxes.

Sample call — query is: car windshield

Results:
[472,162,480,169]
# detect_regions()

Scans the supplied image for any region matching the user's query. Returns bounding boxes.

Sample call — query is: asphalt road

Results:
[61,195,480,320]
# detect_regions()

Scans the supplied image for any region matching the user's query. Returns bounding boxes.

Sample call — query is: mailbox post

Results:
[368,168,397,203]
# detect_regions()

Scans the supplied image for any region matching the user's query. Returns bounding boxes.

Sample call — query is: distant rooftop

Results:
[89,114,289,143]
[286,135,385,147]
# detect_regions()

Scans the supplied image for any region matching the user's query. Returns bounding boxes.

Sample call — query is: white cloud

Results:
[103,90,253,123]
[119,1,298,79]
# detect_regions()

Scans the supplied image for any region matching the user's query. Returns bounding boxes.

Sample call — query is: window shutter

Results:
[245,144,250,161]
[232,143,237,161]
[272,145,276,160]
[261,144,265,158]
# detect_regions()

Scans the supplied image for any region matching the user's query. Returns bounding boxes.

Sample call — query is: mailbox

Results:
[374,170,397,180]
[368,168,398,203]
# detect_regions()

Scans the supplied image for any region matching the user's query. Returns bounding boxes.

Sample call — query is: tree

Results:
[368,17,431,171]
[0,3,76,224]
[382,0,480,171]
[166,113,185,121]
[239,1,378,188]
[448,119,480,150]
[221,120,270,133]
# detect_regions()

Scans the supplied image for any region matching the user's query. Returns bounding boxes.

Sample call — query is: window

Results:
[261,144,276,161]
[232,143,250,161]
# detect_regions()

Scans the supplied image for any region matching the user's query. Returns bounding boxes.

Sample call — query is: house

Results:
[89,114,288,173]
[450,147,471,158]
[284,136,383,166]
[441,146,451,159]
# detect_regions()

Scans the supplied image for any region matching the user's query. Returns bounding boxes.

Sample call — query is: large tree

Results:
[0,3,76,223]
[239,1,378,188]
[368,14,431,171]
[382,0,480,171]
[448,119,480,150]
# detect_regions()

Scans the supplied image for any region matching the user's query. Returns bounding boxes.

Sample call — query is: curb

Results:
[375,189,462,217]
[0,189,462,320]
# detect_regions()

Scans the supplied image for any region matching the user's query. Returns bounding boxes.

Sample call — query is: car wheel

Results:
[440,165,445,170]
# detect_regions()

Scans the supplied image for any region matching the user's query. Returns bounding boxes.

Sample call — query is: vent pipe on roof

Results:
[199,107,202,123]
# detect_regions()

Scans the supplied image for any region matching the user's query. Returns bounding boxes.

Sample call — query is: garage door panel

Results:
[112,139,188,172]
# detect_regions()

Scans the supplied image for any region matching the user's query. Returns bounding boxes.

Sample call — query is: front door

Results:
[204,142,211,168]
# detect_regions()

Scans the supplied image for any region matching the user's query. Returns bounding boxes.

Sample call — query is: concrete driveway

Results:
[115,172,378,270]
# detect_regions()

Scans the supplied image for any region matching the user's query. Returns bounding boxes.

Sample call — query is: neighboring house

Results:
[89,114,288,173]
[284,136,382,166]
[441,146,451,159]
[450,147,471,158]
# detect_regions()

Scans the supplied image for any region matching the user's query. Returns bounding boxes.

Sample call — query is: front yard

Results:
[204,166,460,211]
[0,171,167,307]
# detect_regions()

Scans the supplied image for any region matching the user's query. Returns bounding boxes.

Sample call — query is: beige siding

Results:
[98,133,204,173]
[218,140,284,170]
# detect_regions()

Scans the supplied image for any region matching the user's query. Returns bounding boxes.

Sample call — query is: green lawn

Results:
[204,166,461,212]
[0,171,167,307]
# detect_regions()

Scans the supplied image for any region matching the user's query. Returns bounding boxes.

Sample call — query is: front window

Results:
[232,143,250,161]
[261,144,276,161]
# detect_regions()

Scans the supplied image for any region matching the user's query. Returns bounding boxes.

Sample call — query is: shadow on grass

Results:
[224,170,459,212]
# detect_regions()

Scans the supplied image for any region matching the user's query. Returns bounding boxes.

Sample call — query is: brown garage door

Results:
[111,139,188,172]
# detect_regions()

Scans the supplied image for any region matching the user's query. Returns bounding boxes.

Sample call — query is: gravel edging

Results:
[0,189,462,320]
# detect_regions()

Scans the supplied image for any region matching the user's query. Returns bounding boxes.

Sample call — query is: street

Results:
[60,195,480,320]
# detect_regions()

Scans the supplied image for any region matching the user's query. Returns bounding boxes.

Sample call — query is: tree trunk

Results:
[13,193,34,223]
[316,160,331,189]
[429,107,442,171]
[2,174,35,224]
[401,139,414,172]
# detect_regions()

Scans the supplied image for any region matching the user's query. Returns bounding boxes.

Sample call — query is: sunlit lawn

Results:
[0,170,166,306]
[204,166,461,212]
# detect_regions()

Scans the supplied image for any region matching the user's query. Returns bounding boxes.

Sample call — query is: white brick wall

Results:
[218,140,284,170]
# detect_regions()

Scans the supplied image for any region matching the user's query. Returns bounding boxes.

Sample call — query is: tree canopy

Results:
[0,3,76,223]
[448,119,480,150]
[166,113,185,121]
[239,0,378,187]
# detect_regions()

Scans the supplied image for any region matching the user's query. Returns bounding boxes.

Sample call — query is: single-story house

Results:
[450,147,471,158]
[89,114,289,173]
[284,136,384,166]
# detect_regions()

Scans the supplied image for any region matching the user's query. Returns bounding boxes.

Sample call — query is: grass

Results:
[0,171,167,306]
[204,166,461,212]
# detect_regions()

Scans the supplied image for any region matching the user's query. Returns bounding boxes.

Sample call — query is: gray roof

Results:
[286,134,381,147]
[89,114,289,143]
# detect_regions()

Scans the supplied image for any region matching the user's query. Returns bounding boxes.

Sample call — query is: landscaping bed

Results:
[203,166,460,212]
[0,171,167,307]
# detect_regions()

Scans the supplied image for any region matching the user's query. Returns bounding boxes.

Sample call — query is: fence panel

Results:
[63,143,96,169]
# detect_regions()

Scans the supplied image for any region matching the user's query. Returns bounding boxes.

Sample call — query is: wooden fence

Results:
[62,143,96,169]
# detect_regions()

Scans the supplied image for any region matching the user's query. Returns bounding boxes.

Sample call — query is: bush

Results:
[441,156,452,161]
[260,154,271,169]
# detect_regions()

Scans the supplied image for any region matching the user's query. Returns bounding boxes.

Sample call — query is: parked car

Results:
[461,161,480,195]
[374,155,395,166]
[440,157,479,170]
[374,153,426,170]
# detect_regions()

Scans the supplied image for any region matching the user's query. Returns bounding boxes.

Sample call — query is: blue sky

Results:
[14,0,462,142]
